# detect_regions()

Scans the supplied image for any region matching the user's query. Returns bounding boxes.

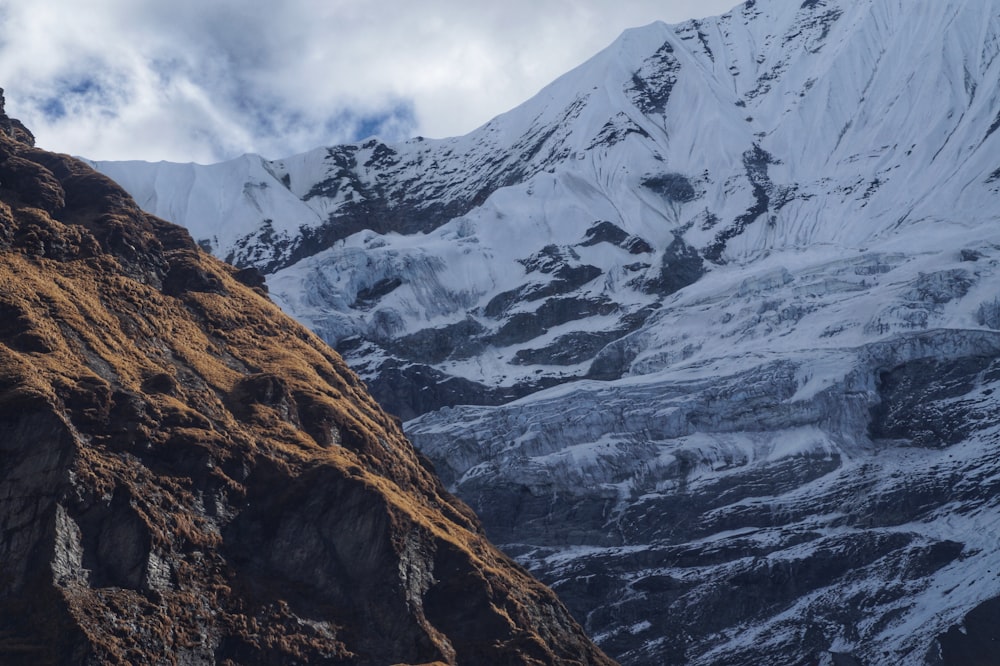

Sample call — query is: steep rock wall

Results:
[0,92,613,666]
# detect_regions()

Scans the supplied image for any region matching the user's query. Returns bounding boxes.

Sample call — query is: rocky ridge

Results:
[0,91,613,666]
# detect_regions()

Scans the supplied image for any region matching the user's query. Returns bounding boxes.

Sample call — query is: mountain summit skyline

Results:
[0,0,738,163]
[91,0,1000,663]
[94,0,1000,420]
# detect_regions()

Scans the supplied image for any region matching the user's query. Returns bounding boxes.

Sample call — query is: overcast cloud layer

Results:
[0,0,738,163]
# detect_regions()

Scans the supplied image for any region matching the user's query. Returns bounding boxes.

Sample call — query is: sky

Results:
[0,0,739,164]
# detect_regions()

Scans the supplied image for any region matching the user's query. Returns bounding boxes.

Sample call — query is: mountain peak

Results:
[0,88,35,147]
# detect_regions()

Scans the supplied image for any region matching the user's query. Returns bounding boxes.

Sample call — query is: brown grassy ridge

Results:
[0,93,616,665]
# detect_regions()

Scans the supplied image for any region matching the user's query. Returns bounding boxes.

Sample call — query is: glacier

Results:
[92,0,1000,663]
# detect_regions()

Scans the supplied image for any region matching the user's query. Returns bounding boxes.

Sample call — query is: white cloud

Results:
[0,0,739,162]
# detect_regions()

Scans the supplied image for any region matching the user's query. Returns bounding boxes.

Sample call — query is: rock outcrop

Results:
[0,92,614,666]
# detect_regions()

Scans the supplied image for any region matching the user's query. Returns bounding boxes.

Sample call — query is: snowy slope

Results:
[93,0,1000,420]
[93,0,1000,663]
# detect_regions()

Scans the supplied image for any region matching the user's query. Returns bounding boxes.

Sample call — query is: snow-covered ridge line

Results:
[93,0,1000,663]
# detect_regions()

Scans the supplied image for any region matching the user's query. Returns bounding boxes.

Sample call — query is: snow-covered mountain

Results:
[93,0,1000,663]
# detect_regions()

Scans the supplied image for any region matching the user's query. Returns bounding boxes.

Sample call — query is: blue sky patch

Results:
[320,101,418,145]
[354,102,417,142]
[37,76,111,121]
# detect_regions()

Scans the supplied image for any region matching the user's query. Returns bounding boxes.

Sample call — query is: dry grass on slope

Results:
[0,99,614,665]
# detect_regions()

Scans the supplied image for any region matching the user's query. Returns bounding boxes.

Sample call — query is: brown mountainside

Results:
[0,90,615,666]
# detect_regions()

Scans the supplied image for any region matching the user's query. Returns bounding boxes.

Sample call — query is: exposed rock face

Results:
[410,328,1000,665]
[0,94,613,666]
